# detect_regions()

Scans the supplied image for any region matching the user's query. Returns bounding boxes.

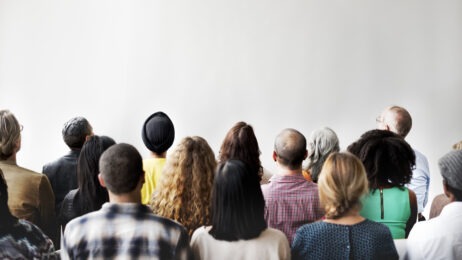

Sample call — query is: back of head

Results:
[453,140,462,151]
[347,129,415,189]
[77,135,116,212]
[209,159,267,241]
[151,136,216,235]
[141,111,175,154]
[306,127,340,182]
[99,143,143,194]
[219,121,262,178]
[381,106,412,138]
[438,149,462,201]
[62,117,93,149]
[0,110,21,160]
[274,128,307,170]
[318,152,368,219]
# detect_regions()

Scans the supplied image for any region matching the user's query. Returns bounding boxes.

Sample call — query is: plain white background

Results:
[1,1,461,217]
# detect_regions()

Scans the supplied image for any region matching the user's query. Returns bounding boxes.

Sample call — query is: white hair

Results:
[305,127,340,182]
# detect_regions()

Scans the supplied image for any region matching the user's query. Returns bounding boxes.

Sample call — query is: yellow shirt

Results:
[141,158,166,204]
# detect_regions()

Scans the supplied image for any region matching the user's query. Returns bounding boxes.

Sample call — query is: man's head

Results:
[0,110,21,160]
[62,117,93,149]
[438,149,462,202]
[273,128,307,170]
[141,112,175,154]
[377,106,412,138]
[99,143,144,195]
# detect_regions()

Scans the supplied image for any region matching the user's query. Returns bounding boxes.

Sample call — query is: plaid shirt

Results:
[61,203,191,260]
[261,174,324,244]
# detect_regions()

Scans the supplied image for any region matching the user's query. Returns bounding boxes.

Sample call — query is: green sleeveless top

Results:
[360,187,410,239]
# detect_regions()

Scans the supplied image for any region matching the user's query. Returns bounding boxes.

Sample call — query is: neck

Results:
[150,151,166,159]
[108,190,141,204]
[277,166,302,176]
[323,208,364,225]
[5,154,17,164]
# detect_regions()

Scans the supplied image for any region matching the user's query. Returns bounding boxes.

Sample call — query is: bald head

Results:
[274,128,307,170]
[378,106,412,138]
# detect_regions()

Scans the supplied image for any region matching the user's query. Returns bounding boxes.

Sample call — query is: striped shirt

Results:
[61,203,191,260]
[261,174,324,244]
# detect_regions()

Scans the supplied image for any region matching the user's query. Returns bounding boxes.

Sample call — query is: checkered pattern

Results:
[61,203,191,260]
[261,174,324,244]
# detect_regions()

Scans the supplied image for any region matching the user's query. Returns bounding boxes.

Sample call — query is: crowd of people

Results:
[0,106,461,259]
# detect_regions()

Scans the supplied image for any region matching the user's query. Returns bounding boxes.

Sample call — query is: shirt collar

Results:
[440,201,462,217]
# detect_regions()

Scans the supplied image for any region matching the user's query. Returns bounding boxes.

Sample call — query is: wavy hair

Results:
[0,110,21,160]
[305,127,340,182]
[218,122,262,179]
[318,152,368,219]
[347,129,415,190]
[150,136,216,236]
[76,135,116,214]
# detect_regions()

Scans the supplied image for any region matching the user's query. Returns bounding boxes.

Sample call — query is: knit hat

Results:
[141,112,175,154]
[438,149,462,189]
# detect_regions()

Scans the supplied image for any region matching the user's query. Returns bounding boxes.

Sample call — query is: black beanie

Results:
[141,112,175,154]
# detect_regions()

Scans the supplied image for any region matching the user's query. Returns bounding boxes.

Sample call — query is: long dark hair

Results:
[218,122,262,180]
[0,170,17,229]
[209,160,267,241]
[76,135,115,214]
[347,130,415,190]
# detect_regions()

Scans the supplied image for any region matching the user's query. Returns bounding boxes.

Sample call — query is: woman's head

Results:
[0,110,21,160]
[318,152,368,219]
[219,122,262,179]
[209,160,267,241]
[77,135,116,213]
[305,127,340,182]
[151,136,216,236]
[347,129,415,189]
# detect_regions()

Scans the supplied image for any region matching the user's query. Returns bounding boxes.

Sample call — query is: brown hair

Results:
[0,110,21,160]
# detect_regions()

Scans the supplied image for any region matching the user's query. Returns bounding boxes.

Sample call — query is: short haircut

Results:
[274,128,307,170]
[387,106,412,138]
[318,152,369,219]
[218,121,262,179]
[0,110,21,160]
[99,143,143,194]
[209,160,267,241]
[306,127,340,182]
[62,117,92,149]
[347,129,415,190]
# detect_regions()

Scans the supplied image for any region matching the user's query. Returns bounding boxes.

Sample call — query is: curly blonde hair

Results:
[318,152,368,219]
[150,136,216,236]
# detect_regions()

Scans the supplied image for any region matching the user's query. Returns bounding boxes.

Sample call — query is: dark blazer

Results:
[42,150,80,214]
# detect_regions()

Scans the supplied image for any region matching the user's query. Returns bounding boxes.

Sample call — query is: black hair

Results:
[76,135,115,214]
[99,143,143,194]
[209,160,267,241]
[62,117,92,149]
[347,129,415,190]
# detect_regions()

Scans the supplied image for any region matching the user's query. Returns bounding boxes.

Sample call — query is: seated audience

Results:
[292,152,398,260]
[43,116,93,215]
[429,140,461,219]
[302,127,340,182]
[140,111,175,204]
[150,136,216,236]
[59,135,115,229]
[190,160,290,260]
[0,169,56,259]
[348,129,417,239]
[218,121,271,184]
[0,110,57,245]
[406,149,462,259]
[262,128,324,244]
[61,143,191,259]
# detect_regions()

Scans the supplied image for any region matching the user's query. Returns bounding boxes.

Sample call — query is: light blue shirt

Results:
[407,149,430,213]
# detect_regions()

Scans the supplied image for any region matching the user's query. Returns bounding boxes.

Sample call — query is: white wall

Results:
[1,0,461,216]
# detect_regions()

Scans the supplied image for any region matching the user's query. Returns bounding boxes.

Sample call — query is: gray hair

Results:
[305,127,340,182]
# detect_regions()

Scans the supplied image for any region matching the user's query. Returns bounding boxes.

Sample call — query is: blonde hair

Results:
[318,152,368,219]
[0,110,21,160]
[453,141,462,151]
[150,136,216,236]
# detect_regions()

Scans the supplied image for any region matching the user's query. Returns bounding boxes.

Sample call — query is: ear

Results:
[303,150,308,160]
[443,181,455,202]
[98,173,106,188]
[272,151,277,162]
[140,171,145,185]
